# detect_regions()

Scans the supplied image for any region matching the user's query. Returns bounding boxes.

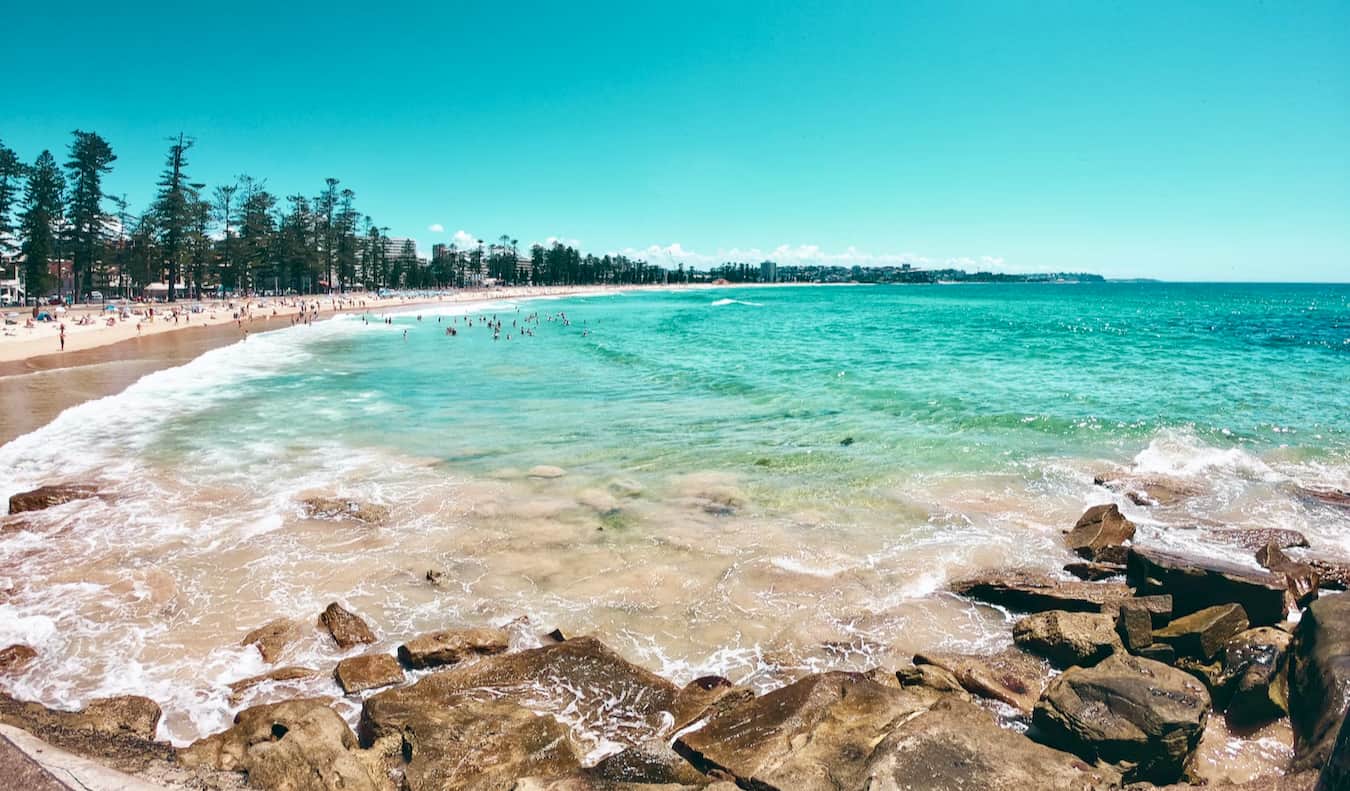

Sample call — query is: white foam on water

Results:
[710,298,762,307]
[1132,428,1281,482]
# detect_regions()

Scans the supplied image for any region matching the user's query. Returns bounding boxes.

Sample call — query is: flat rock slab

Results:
[950,570,1130,614]
[1154,603,1250,660]
[1207,527,1309,551]
[1032,652,1210,784]
[862,696,1120,790]
[914,648,1051,713]
[335,653,405,694]
[673,671,942,791]
[397,627,509,669]
[0,694,170,773]
[226,666,319,704]
[1127,546,1288,626]
[363,636,686,750]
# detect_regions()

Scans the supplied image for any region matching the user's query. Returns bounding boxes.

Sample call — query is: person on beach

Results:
[59,323,66,351]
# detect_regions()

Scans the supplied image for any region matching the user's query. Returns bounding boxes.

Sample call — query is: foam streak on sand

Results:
[0,282,1348,748]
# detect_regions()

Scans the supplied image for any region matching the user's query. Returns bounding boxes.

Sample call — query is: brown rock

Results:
[1137,642,1177,664]
[672,671,942,791]
[1013,610,1122,667]
[914,648,1051,713]
[1131,593,1175,625]
[1307,557,1350,591]
[7,484,97,514]
[587,745,715,786]
[896,663,967,694]
[226,666,320,703]
[1031,652,1210,784]
[1117,603,1156,652]
[949,570,1130,614]
[0,693,169,772]
[242,618,303,663]
[1295,486,1350,511]
[1128,546,1288,625]
[1224,626,1292,726]
[862,696,1119,790]
[1066,503,1136,563]
[396,627,509,669]
[363,636,680,750]
[0,645,37,674]
[1256,542,1321,608]
[671,675,752,732]
[1154,603,1250,660]
[1318,714,1350,791]
[319,602,376,648]
[336,653,405,694]
[1290,594,1350,771]
[180,697,383,791]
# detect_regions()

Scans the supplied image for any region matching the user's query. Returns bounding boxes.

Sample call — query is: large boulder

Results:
[7,484,97,514]
[913,648,1051,713]
[1066,504,1136,563]
[336,653,405,694]
[242,618,304,663]
[1290,594,1350,771]
[1223,626,1293,726]
[1013,610,1121,668]
[319,602,376,648]
[363,637,681,750]
[1153,603,1250,660]
[1318,714,1350,791]
[179,697,385,791]
[861,696,1120,790]
[1127,547,1288,626]
[1031,652,1210,784]
[397,627,509,669]
[949,570,1129,614]
[672,671,942,791]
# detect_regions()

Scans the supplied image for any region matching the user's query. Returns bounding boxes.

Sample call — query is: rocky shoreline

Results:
[2,484,1349,790]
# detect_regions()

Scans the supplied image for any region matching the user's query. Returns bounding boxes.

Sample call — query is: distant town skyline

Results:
[4,1,1348,282]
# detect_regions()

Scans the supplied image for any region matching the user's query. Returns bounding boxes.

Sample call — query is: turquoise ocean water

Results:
[1,282,1348,745]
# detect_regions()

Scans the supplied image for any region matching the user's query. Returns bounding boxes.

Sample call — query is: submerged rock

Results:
[180,697,384,791]
[397,627,509,669]
[1014,610,1122,668]
[949,570,1130,614]
[673,671,941,791]
[1065,503,1136,563]
[1153,603,1250,661]
[336,653,405,694]
[0,644,37,674]
[242,618,304,663]
[1031,652,1210,784]
[227,666,320,704]
[1290,594,1350,771]
[7,484,98,514]
[1127,546,1288,626]
[319,602,377,648]
[913,648,1051,713]
[300,496,390,525]
[528,465,567,479]
[1093,471,1201,507]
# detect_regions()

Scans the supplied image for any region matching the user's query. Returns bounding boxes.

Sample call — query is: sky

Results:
[3,1,1348,281]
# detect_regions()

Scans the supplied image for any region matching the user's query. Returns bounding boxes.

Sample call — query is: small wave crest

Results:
[710,298,762,307]
[1131,428,1281,482]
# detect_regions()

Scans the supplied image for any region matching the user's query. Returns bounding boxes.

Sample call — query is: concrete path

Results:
[0,724,167,791]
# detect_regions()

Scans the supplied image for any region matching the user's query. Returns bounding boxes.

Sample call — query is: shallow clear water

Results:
[1,282,1348,748]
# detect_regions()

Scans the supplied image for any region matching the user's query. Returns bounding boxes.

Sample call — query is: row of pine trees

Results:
[0,133,667,303]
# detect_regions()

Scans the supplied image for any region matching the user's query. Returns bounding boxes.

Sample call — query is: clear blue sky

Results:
[3,1,1348,280]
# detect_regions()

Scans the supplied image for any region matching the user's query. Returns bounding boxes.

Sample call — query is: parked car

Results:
[88,291,104,303]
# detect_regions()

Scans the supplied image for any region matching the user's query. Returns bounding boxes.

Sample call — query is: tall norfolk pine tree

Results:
[19,151,65,300]
[65,130,117,297]
[0,140,24,257]
[153,134,194,301]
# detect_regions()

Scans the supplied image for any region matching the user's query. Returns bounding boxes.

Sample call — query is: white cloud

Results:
[427,223,445,233]
[608,242,1014,270]
[452,230,478,246]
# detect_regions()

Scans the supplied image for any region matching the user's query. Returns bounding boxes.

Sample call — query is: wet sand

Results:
[0,315,299,445]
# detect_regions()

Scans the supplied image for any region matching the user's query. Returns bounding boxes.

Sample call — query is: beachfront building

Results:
[760,260,778,283]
